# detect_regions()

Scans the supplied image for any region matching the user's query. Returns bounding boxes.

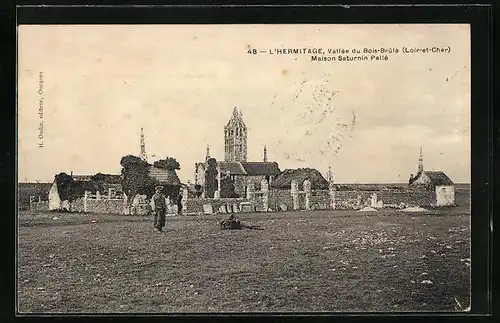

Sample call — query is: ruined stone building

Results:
[408,147,455,206]
[194,107,281,197]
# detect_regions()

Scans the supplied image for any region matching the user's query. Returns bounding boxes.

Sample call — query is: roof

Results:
[195,161,281,176]
[218,161,247,175]
[53,174,96,198]
[148,166,181,186]
[423,171,454,186]
[409,170,454,187]
[240,162,281,176]
[90,174,122,184]
[271,168,329,189]
[71,175,93,182]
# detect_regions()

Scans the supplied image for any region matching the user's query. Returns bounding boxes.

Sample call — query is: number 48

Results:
[247,49,257,54]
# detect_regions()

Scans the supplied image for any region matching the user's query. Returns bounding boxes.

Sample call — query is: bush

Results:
[55,173,81,202]
[153,157,181,171]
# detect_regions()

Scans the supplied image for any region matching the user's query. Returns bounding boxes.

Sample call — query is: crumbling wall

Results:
[334,189,436,209]
[309,190,331,210]
[268,189,294,211]
[29,201,49,211]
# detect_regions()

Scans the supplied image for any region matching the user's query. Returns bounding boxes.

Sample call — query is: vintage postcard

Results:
[17,24,470,313]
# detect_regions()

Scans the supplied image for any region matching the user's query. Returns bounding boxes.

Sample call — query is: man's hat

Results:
[155,186,164,191]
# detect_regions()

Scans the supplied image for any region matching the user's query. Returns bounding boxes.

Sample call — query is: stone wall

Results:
[27,186,440,214]
[247,175,267,189]
[233,176,247,197]
[233,175,267,197]
[381,190,436,207]
[268,187,436,211]
[185,198,252,214]
[29,197,86,213]
[310,190,331,210]
[71,198,85,212]
[268,189,294,211]
[27,191,149,215]
[334,190,372,210]
[334,189,436,209]
[85,199,124,214]
[29,201,49,211]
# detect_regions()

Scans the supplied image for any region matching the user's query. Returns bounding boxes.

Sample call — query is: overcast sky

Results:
[18,24,470,183]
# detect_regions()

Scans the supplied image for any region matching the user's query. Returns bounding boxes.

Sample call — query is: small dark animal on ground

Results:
[220,214,263,230]
[220,214,242,230]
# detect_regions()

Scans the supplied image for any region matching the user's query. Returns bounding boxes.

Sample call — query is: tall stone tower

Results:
[224,107,247,162]
[417,146,424,174]
[140,127,147,161]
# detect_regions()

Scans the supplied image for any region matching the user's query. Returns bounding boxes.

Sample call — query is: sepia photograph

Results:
[17,23,471,313]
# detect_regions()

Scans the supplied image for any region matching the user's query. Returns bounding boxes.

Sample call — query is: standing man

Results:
[176,189,183,215]
[151,186,167,232]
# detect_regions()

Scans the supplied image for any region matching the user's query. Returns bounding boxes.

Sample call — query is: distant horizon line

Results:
[18,180,472,185]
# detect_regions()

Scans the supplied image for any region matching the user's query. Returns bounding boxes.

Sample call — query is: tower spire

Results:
[206,144,210,161]
[140,127,147,161]
[224,107,247,162]
[327,166,333,183]
[418,146,424,173]
[263,145,268,162]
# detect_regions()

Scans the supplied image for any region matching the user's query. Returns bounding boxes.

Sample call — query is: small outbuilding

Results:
[409,170,455,206]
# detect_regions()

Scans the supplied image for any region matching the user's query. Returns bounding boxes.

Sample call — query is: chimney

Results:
[70,171,73,177]
[263,145,268,162]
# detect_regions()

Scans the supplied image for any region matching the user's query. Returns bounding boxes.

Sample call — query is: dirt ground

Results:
[17,208,470,313]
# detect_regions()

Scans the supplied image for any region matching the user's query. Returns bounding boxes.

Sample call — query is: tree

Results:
[120,155,158,207]
[153,157,181,170]
[221,176,238,198]
[54,172,80,202]
[204,158,218,198]
[91,173,111,193]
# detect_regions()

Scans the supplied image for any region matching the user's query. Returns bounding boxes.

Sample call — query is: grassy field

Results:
[17,205,471,314]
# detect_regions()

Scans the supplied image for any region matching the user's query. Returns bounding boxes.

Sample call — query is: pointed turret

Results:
[327,166,333,183]
[205,144,210,161]
[140,127,147,161]
[418,146,424,174]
